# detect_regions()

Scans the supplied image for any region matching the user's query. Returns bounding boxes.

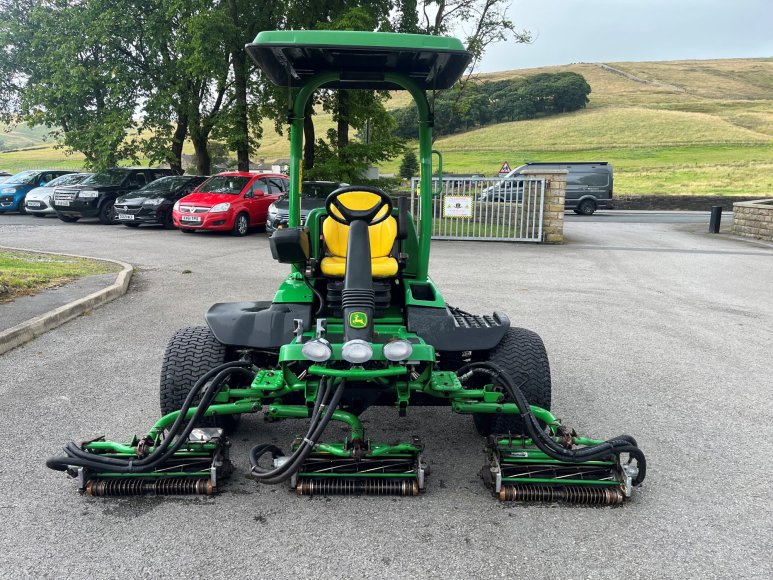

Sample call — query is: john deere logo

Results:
[349,312,368,328]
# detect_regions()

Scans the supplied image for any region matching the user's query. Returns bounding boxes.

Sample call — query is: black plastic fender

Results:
[406,306,510,351]
[205,301,312,348]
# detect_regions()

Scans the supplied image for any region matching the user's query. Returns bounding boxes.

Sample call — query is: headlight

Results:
[341,339,373,364]
[383,339,414,362]
[210,202,230,212]
[79,190,99,198]
[301,338,332,362]
[143,198,164,206]
[1,187,16,194]
[173,200,180,211]
[268,204,277,219]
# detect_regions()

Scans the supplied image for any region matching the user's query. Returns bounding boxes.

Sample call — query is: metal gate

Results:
[409,176,546,242]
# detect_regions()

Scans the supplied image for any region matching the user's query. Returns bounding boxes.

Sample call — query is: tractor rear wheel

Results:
[160,325,241,434]
[472,327,552,437]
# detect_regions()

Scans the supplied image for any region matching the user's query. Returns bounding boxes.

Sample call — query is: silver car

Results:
[24,172,93,216]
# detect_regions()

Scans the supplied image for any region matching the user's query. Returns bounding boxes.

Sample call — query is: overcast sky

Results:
[478,0,773,72]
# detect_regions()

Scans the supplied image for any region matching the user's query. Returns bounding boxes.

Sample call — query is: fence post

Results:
[709,206,722,234]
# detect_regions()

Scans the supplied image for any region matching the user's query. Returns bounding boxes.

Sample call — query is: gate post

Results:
[521,169,567,243]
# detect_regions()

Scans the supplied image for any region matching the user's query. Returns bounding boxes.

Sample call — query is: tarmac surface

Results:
[0,273,116,332]
[0,212,771,579]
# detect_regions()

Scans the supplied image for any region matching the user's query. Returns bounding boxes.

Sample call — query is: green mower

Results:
[47,30,646,504]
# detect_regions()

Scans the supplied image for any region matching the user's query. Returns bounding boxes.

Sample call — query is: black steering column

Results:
[325,186,393,343]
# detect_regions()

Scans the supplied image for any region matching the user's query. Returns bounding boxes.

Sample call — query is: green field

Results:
[3,57,773,195]
[0,250,120,302]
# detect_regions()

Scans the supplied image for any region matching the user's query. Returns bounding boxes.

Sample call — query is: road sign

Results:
[499,161,511,174]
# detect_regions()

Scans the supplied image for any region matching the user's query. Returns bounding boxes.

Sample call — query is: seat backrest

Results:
[322,191,397,259]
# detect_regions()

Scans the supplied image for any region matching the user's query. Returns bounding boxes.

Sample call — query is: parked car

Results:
[115,175,208,229]
[52,167,176,224]
[24,173,93,217]
[0,169,75,214]
[266,181,348,234]
[172,172,288,236]
[478,162,613,215]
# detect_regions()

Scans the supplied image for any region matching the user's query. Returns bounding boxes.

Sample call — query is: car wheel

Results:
[163,211,176,230]
[18,203,27,215]
[231,212,249,237]
[98,200,118,224]
[577,199,596,216]
[57,214,80,223]
[472,327,552,437]
[160,326,241,434]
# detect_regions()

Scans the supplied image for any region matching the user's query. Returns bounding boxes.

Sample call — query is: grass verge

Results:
[0,250,120,303]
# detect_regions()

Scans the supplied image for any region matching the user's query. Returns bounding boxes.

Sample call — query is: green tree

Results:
[4,0,140,169]
[399,150,419,179]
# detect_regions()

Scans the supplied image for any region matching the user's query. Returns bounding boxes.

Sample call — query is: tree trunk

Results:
[190,128,211,175]
[228,0,250,171]
[303,100,315,170]
[170,111,188,174]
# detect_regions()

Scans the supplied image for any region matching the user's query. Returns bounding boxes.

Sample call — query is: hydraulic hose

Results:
[46,361,255,473]
[457,362,646,486]
[249,378,346,485]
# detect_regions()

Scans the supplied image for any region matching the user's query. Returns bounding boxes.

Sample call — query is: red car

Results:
[172,172,288,236]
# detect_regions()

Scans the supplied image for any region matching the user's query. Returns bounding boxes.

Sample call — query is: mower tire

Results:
[160,325,241,434]
[473,327,552,437]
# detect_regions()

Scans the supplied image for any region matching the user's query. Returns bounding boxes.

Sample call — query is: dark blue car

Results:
[0,170,74,213]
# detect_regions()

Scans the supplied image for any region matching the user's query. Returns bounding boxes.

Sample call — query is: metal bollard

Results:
[709,206,722,233]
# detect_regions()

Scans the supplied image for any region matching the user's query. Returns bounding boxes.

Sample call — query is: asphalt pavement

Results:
[0,212,771,579]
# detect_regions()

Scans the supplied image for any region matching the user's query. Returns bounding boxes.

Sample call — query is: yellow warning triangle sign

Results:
[499,161,511,174]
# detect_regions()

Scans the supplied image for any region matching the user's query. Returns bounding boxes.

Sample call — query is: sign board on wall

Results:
[443,195,473,218]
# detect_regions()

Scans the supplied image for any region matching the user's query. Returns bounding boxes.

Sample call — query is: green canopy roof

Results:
[247,30,472,90]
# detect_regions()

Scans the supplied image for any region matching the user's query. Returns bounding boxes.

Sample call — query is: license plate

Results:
[118,213,134,220]
[26,201,41,207]
[58,200,70,207]
[181,215,200,223]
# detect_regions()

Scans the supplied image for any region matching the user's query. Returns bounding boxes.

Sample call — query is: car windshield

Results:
[47,173,89,187]
[5,170,40,185]
[198,175,250,195]
[138,176,190,193]
[301,182,345,199]
[82,169,129,186]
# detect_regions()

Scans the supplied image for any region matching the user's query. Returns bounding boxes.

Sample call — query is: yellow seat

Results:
[320,191,399,278]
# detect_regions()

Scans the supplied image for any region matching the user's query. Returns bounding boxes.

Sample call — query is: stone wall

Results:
[733,199,773,241]
[521,168,567,243]
[614,194,769,211]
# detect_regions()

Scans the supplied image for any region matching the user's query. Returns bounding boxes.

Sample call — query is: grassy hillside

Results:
[412,58,773,195]
[2,58,772,195]
[0,122,53,151]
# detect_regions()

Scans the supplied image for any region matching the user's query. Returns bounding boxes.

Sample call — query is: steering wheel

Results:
[325,185,393,226]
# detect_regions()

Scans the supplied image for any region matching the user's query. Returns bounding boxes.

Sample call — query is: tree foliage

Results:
[0,0,531,176]
[399,150,419,179]
[392,72,591,139]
